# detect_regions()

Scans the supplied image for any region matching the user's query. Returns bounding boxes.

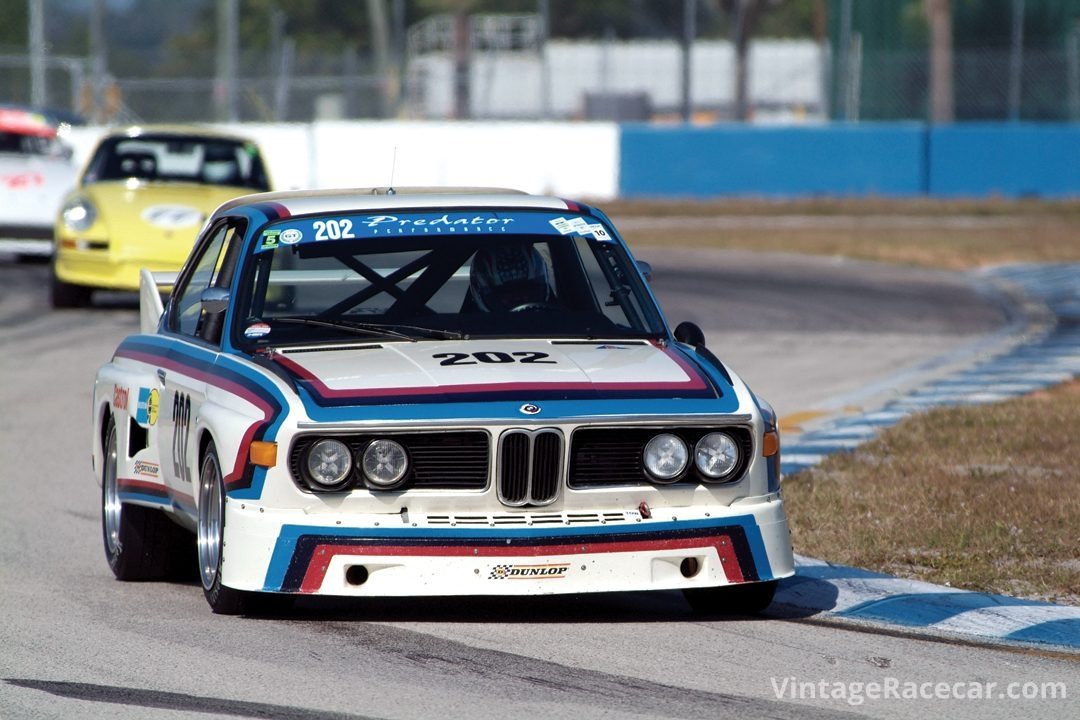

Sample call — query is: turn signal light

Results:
[249,441,278,467]
[762,431,780,457]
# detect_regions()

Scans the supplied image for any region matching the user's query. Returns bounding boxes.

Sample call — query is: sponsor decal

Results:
[280,228,303,244]
[141,205,203,229]
[135,387,159,426]
[132,460,160,478]
[259,229,281,251]
[112,385,129,411]
[1,172,44,189]
[488,563,570,580]
[519,403,541,415]
[244,322,272,338]
[548,216,611,241]
[362,213,515,235]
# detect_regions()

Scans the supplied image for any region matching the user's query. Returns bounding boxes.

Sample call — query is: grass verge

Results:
[781,380,1080,604]
[603,198,1080,269]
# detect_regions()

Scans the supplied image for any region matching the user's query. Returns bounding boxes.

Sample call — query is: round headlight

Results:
[305,439,352,489]
[642,433,688,482]
[695,432,740,479]
[361,439,409,488]
[61,197,96,233]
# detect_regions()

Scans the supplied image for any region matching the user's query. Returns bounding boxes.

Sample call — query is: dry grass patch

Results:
[603,198,1080,269]
[782,380,1080,604]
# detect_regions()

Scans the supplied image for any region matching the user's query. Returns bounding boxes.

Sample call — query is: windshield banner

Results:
[257,211,613,252]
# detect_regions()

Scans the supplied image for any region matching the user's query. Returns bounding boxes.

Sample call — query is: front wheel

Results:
[683,579,778,615]
[197,441,252,614]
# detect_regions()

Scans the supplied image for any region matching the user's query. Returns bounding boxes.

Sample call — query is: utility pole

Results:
[925,0,954,123]
[681,0,696,123]
[29,0,46,108]
[215,0,239,122]
[89,0,108,122]
[1007,0,1025,121]
[730,0,759,122]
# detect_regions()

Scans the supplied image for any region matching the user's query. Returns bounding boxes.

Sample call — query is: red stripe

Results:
[117,477,194,507]
[273,348,708,401]
[115,347,274,490]
[298,534,744,593]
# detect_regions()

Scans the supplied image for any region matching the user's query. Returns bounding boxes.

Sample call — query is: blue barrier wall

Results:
[620,123,1080,199]
[929,124,1080,198]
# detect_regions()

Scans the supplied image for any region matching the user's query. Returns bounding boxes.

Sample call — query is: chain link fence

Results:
[3,11,1080,125]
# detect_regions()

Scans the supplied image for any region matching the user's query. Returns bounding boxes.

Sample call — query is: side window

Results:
[168,222,243,338]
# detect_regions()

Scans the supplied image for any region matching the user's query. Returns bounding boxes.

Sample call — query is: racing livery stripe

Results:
[291,533,750,593]
[245,201,292,221]
[116,477,169,501]
[117,477,196,513]
[270,345,716,408]
[114,336,287,498]
[263,517,770,591]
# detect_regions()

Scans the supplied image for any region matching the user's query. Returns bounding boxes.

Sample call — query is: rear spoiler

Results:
[138,269,177,334]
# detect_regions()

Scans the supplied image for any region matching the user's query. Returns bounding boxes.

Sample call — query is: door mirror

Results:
[673,321,706,347]
[637,260,652,282]
[200,287,230,315]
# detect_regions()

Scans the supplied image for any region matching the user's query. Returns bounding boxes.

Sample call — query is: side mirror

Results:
[200,287,230,315]
[637,260,652,282]
[673,321,706,347]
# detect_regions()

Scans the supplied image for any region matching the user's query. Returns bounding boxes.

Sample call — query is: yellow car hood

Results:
[85,181,254,264]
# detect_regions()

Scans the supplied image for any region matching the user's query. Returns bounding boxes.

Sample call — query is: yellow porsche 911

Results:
[51,126,271,307]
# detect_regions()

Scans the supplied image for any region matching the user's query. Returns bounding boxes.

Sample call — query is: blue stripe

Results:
[262,515,770,590]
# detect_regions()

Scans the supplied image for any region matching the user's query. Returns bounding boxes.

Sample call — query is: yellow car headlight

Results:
[61,197,97,233]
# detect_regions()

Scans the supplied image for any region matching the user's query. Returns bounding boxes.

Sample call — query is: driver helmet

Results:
[468,243,553,312]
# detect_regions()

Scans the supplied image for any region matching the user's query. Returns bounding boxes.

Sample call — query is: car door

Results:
[155,219,245,512]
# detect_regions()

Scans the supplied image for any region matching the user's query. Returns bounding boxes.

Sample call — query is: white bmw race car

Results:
[92,187,794,614]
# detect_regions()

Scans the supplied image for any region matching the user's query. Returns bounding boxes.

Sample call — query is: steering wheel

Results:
[509,302,559,313]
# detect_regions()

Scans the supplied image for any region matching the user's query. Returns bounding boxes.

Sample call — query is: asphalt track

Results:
[0,252,1075,719]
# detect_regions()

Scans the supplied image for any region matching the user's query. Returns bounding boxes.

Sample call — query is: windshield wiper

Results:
[274,317,464,341]
[382,323,465,340]
[274,317,418,342]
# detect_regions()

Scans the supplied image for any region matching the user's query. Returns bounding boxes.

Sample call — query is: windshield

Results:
[232,210,666,348]
[83,134,269,190]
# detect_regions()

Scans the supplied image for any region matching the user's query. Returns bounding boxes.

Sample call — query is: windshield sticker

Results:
[255,212,616,252]
[362,214,515,235]
[244,322,272,338]
[260,229,281,251]
[549,216,612,241]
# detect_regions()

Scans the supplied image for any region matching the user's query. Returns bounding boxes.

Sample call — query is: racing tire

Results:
[102,417,189,580]
[50,270,92,309]
[198,441,253,615]
[683,579,778,615]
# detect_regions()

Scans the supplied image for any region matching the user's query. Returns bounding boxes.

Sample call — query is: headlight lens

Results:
[642,433,688,482]
[361,439,409,488]
[305,438,352,489]
[61,197,96,232]
[695,432,740,479]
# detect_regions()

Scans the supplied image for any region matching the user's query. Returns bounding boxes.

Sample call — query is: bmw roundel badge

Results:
[519,403,541,415]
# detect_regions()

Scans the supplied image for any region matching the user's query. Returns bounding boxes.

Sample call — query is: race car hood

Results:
[268,338,728,408]
[81,181,251,263]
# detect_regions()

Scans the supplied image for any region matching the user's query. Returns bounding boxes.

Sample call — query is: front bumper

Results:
[221,496,794,597]
[53,245,178,291]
